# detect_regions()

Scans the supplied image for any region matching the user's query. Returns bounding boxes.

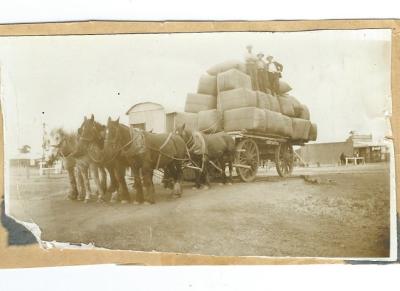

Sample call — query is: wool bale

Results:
[279,80,292,94]
[264,110,284,135]
[283,94,303,116]
[278,96,295,117]
[174,112,198,131]
[299,104,310,120]
[291,118,312,140]
[309,123,318,141]
[197,74,217,96]
[267,94,281,112]
[184,93,217,113]
[217,68,252,92]
[207,60,247,76]
[217,88,257,112]
[198,109,223,133]
[224,107,266,132]
[280,115,294,137]
[257,91,271,110]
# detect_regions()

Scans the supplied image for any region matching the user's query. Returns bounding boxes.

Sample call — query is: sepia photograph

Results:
[0,28,395,259]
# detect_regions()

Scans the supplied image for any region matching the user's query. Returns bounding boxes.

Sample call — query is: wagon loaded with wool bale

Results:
[171,59,317,182]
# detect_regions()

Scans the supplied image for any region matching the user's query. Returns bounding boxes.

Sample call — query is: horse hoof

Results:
[227,182,232,186]
[121,200,129,204]
[218,183,223,186]
[133,201,140,205]
[202,186,209,190]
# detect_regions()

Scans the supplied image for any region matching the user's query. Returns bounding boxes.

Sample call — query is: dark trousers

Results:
[257,69,266,92]
[268,72,280,95]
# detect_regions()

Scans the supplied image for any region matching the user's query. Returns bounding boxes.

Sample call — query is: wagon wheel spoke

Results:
[235,139,259,182]
[275,143,294,177]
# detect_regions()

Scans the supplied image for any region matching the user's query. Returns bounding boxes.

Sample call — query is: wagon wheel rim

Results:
[235,139,259,182]
[275,143,294,177]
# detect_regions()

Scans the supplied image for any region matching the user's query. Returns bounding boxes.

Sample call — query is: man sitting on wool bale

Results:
[265,55,283,96]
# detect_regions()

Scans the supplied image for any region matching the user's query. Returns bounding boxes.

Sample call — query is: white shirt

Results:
[266,61,278,73]
[244,52,257,63]
[256,59,266,69]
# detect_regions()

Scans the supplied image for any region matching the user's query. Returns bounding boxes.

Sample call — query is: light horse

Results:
[175,123,235,188]
[46,127,89,201]
[119,125,187,204]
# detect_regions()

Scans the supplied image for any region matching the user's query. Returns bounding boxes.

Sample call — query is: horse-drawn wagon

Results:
[227,129,303,182]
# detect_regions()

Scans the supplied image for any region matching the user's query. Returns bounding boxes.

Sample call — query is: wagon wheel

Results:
[235,139,259,182]
[275,143,294,177]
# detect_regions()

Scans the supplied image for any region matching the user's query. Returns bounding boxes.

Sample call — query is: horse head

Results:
[47,127,76,160]
[72,114,107,159]
[78,114,106,144]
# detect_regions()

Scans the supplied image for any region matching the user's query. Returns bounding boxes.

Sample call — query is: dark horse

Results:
[121,126,187,204]
[175,124,235,188]
[102,117,143,203]
[73,114,117,202]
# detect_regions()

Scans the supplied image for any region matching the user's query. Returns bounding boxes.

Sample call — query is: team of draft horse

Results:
[46,115,236,204]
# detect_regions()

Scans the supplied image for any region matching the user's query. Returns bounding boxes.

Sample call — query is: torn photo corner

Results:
[0,21,398,267]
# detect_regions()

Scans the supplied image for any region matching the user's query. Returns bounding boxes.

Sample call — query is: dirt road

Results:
[7,163,391,258]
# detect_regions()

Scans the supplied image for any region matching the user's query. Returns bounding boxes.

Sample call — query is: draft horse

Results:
[175,124,235,188]
[121,126,187,204]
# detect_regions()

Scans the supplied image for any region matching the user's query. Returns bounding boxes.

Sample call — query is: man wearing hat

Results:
[244,45,259,90]
[256,52,267,92]
[266,55,283,95]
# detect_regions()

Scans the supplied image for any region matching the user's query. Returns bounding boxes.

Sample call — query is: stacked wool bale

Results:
[178,59,317,141]
[277,93,316,141]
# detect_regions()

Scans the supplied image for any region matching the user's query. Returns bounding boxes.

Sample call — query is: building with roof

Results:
[297,132,389,165]
[125,102,166,133]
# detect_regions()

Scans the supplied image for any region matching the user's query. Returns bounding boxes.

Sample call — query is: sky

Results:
[0,29,392,157]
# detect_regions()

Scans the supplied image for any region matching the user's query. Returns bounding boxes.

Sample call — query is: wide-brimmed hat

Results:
[266,55,274,60]
[257,52,264,57]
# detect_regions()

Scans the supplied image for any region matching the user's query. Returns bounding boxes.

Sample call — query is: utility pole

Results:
[42,120,47,163]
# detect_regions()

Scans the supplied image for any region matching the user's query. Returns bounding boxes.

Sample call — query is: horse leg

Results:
[99,167,107,199]
[175,161,183,196]
[82,165,93,203]
[220,158,227,185]
[201,157,211,190]
[132,166,144,204]
[143,167,155,204]
[114,164,130,203]
[227,154,234,185]
[90,163,103,200]
[203,163,211,190]
[66,167,78,200]
[106,165,118,195]
[193,155,203,189]
[75,166,86,201]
